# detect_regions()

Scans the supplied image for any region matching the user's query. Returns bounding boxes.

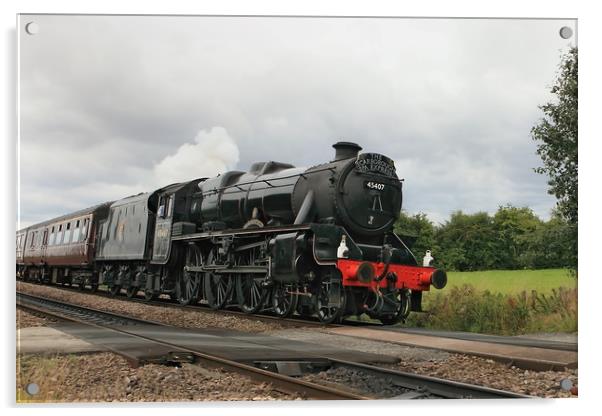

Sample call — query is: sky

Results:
[18,15,576,228]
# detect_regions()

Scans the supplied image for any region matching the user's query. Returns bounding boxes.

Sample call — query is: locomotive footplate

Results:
[185,265,268,274]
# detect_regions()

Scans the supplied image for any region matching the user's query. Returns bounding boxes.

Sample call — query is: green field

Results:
[426,268,576,298]
[410,268,578,334]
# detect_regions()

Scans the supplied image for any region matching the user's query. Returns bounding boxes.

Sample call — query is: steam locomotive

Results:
[16,142,447,324]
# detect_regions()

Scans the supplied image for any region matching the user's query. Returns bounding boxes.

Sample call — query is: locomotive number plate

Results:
[365,181,386,191]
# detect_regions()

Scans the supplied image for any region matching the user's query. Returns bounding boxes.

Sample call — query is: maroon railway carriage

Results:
[17,202,112,287]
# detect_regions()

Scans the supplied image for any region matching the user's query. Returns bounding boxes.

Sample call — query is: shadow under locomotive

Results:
[17,142,447,324]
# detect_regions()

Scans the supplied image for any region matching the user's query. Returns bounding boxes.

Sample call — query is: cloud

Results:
[17,126,239,229]
[18,15,573,228]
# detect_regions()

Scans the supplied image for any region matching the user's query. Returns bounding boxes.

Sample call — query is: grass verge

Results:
[407,285,577,335]
[436,268,576,296]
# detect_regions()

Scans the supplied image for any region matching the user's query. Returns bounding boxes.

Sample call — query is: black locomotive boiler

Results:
[17,142,447,324]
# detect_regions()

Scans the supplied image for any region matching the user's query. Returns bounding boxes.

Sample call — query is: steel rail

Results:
[17,291,165,326]
[16,291,368,400]
[327,358,532,399]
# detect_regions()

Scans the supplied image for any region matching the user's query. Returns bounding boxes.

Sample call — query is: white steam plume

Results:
[152,126,239,186]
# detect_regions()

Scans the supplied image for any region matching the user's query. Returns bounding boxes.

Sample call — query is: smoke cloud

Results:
[152,126,239,186]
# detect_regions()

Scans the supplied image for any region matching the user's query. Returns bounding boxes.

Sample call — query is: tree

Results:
[519,210,575,269]
[435,211,501,271]
[396,207,575,271]
[531,48,578,226]
[394,211,436,261]
[492,205,542,269]
[530,47,577,271]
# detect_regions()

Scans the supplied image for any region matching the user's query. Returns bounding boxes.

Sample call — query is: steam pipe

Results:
[294,190,315,224]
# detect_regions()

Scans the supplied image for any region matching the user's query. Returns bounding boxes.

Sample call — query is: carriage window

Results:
[57,224,64,245]
[82,219,89,239]
[49,226,55,245]
[73,220,81,243]
[65,222,72,243]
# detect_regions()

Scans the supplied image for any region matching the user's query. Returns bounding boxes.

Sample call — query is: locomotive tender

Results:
[17,142,447,324]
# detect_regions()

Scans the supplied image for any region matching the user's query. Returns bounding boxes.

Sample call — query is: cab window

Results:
[158,196,167,218]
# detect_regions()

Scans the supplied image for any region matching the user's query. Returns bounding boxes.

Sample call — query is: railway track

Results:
[17,291,366,400]
[17,281,577,372]
[324,359,530,399]
[20,280,339,328]
[17,291,530,400]
[18,280,575,351]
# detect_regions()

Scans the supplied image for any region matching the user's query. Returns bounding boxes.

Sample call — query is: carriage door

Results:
[152,193,174,263]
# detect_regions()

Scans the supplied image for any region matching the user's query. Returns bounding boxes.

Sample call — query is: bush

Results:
[406,284,577,335]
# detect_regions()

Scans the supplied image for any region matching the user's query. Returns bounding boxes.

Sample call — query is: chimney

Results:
[332,141,362,161]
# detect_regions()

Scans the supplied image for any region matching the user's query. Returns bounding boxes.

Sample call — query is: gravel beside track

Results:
[302,367,417,399]
[267,329,577,398]
[17,308,59,329]
[17,281,298,332]
[16,352,300,402]
[392,354,577,398]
